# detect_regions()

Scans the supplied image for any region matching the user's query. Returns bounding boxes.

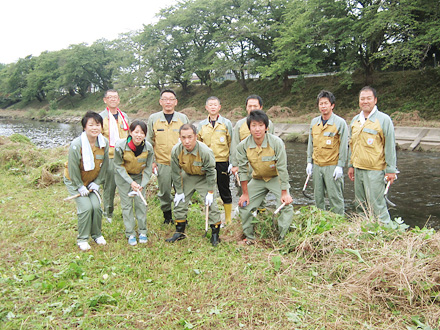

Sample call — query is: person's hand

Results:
[238,194,249,207]
[333,166,343,181]
[306,163,313,176]
[348,167,355,182]
[205,192,214,206]
[131,181,142,191]
[281,190,293,205]
[152,163,158,176]
[231,166,239,175]
[385,173,397,184]
[174,193,185,206]
[227,164,233,174]
[78,186,89,197]
[87,182,99,192]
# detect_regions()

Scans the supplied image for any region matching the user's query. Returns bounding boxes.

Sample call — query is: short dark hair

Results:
[206,96,221,105]
[359,86,377,98]
[104,89,118,97]
[160,89,177,98]
[81,111,103,130]
[179,123,197,135]
[246,95,263,108]
[317,90,335,105]
[247,110,269,130]
[129,120,147,135]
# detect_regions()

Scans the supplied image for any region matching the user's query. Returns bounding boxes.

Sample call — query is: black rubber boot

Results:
[165,221,186,242]
[210,224,221,247]
[163,210,173,224]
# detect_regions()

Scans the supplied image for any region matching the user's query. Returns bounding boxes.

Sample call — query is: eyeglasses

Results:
[160,98,177,102]
[106,96,119,100]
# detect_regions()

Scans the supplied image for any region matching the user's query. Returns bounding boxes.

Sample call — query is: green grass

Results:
[0,137,439,329]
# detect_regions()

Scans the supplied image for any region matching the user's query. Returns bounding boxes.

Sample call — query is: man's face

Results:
[246,98,262,114]
[103,92,120,109]
[180,128,197,152]
[359,90,377,114]
[318,97,335,117]
[249,120,266,140]
[159,92,178,113]
[205,99,221,118]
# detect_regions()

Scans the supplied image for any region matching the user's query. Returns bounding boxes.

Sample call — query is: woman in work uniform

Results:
[64,111,109,251]
[114,120,154,246]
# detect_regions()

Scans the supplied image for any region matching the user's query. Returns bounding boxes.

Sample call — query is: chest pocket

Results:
[362,128,378,148]
[322,131,337,149]
[258,155,278,178]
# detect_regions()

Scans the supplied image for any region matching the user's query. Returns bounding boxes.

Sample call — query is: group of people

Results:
[64,86,397,251]
[307,87,397,224]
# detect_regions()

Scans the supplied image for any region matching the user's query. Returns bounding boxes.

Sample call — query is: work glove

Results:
[306,163,313,176]
[78,185,89,197]
[205,192,214,206]
[333,166,343,181]
[227,164,233,174]
[153,168,158,176]
[87,182,99,192]
[174,193,185,206]
[128,191,138,197]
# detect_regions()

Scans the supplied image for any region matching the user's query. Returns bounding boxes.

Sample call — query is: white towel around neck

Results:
[81,131,106,171]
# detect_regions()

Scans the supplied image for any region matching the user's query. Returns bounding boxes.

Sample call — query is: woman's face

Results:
[84,118,102,139]
[131,125,146,146]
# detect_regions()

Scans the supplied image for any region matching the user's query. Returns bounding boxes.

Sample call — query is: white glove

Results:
[154,168,158,176]
[87,182,99,192]
[128,191,138,197]
[174,193,185,206]
[205,192,214,206]
[78,185,89,197]
[306,163,313,176]
[227,164,233,174]
[333,166,343,180]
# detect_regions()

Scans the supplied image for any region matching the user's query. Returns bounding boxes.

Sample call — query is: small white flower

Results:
[102,274,109,280]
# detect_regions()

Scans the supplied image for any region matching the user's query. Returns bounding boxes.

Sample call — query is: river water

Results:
[1,118,439,229]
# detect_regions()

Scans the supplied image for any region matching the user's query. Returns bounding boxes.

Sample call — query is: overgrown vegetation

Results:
[0,136,439,329]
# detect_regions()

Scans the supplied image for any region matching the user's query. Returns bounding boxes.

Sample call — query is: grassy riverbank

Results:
[1,135,439,329]
[2,68,440,127]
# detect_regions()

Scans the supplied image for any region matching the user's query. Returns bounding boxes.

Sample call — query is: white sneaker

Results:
[139,234,148,244]
[128,235,137,246]
[78,242,91,251]
[94,236,107,245]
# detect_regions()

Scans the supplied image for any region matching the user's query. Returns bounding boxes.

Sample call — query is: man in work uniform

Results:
[348,86,397,223]
[306,90,348,215]
[237,110,294,244]
[146,89,189,224]
[167,124,222,246]
[197,96,233,225]
[99,89,130,223]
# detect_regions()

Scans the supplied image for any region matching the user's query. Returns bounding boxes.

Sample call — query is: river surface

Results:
[1,118,439,229]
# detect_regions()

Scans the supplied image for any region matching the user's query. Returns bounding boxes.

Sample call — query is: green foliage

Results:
[9,134,32,145]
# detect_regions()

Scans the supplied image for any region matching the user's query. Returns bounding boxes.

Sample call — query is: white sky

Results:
[0,0,177,64]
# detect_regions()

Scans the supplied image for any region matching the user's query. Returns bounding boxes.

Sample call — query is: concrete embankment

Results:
[271,123,440,151]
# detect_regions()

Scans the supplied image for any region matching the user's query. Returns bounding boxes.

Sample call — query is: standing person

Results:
[99,89,130,223]
[306,90,348,215]
[146,89,189,224]
[166,124,221,246]
[114,120,154,246]
[237,110,294,244]
[197,96,233,225]
[64,111,109,251]
[348,86,397,223]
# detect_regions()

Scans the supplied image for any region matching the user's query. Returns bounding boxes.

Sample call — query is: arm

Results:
[170,145,183,194]
[202,147,217,191]
[306,122,314,164]
[113,141,134,185]
[229,121,241,171]
[383,115,397,182]
[67,141,85,190]
[273,137,290,191]
[236,140,250,182]
[141,143,154,188]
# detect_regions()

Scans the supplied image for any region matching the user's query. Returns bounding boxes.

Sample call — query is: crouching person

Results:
[64,111,109,251]
[166,124,222,246]
[237,110,294,244]
[114,120,153,246]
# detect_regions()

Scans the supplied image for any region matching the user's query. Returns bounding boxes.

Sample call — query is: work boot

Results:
[165,221,186,242]
[163,210,173,224]
[210,224,221,247]
[224,203,232,225]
